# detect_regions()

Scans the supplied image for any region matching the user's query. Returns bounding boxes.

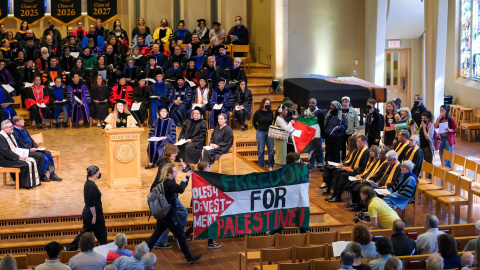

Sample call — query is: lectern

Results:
[102,127,144,188]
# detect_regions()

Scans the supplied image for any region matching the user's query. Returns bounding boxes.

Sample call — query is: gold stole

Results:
[351,146,368,169]
[383,162,400,185]
[344,150,354,165]
[407,146,419,161]
[395,142,408,154]
[363,160,386,179]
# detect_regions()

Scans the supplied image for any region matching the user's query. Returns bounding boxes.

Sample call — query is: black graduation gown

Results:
[59,55,76,73]
[177,119,207,164]
[68,67,89,84]
[404,147,424,177]
[0,134,34,188]
[132,85,152,123]
[202,125,233,164]
[90,86,110,120]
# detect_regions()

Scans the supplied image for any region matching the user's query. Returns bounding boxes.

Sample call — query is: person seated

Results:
[62,35,81,53]
[329,135,370,203]
[0,59,15,93]
[426,253,444,270]
[132,17,150,39]
[345,225,378,258]
[143,56,163,83]
[393,130,410,161]
[68,59,89,84]
[95,18,110,41]
[12,115,61,182]
[81,24,105,49]
[0,80,16,122]
[42,35,59,58]
[67,74,91,128]
[132,37,152,59]
[215,45,233,70]
[385,256,403,270]
[173,20,192,45]
[0,24,6,41]
[42,57,66,85]
[9,50,26,75]
[152,19,172,48]
[104,99,137,129]
[85,38,103,57]
[49,77,70,128]
[113,241,149,269]
[59,46,76,73]
[132,76,152,125]
[348,242,370,270]
[186,33,207,59]
[35,47,51,73]
[391,219,416,256]
[403,134,424,176]
[183,58,201,86]
[383,160,416,211]
[60,27,76,48]
[110,20,129,44]
[15,21,30,42]
[73,21,88,41]
[209,22,226,43]
[90,75,109,127]
[106,233,133,261]
[207,37,221,56]
[21,29,41,48]
[35,241,70,270]
[169,76,193,126]
[110,76,134,109]
[150,44,168,70]
[91,55,112,85]
[68,232,106,270]
[102,44,123,76]
[226,58,247,85]
[131,46,147,69]
[78,47,97,70]
[24,36,40,60]
[367,237,394,270]
[25,75,52,130]
[164,60,183,83]
[123,57,142,84]
[177,107,207,172]
[460,252,474,270]
[142,253,156,270]
[438,234,461,269]
[416,214,445,254]
[202,113,233,165]
[170,45,186,69]
[149,72,168,125]
[132,26,153,49]
[463,220,480,251]
[193,19,210,44]
[339,250,355,270]
[233,80,252,131]
[227,16,249,45]
[1,39,13,62]
[358,186,401,229]
[193,46,207,70]
[146,107,176,169]
[194,77,211,118]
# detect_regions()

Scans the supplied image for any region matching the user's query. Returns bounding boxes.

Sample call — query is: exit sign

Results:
[388,40,401,48]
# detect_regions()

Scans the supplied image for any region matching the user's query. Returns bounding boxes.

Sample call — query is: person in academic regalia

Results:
[146,107,176,169]
[91,55,113,86]
[0,59,15,94]
[168,76,193,126]
[104,99,137,129]
[68,58,89,85]
[67,74,91,128]
[183,58,201,86]
[49,77,70,128]
[59,46,76,73]
[143,56,163,83]
[42,57,67,86]
[233,80,252,131]
[149,72,169,126]
[177,107,207,172]
[0,119,40,189]
[0,85,16,122]
[17,57,40,87]
[214,45,233,70]
[164,60,183,81]
[209,79,232,128]
[194,77,211,118]
[132,76,152,125]
[202,113,233,165]
[12,115,62,182]
[110,76,134,109]
[226,58,248,85]
[123,57,142,84]
[24,75,52,130]
[90,75,110,127]
[77,47,97,70]
[383,160,417,211]
[403,135,424,177]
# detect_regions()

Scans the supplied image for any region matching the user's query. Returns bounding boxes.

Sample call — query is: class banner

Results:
[51,0,82,26]
[192,163,310,240]
[14,0,45,25]
[87,0,117,24]
[0,1,7,24]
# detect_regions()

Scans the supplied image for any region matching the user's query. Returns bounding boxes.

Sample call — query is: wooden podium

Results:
[102,127,144,188]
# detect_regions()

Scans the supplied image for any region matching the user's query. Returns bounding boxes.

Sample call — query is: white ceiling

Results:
[386,0,425,39]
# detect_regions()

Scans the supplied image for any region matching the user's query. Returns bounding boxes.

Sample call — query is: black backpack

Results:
[378,113,385,132]
[147,181,171,220]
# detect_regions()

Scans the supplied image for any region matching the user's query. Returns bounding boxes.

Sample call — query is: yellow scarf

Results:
[395,142,409,154]
[383,161,400,185]
[363,159,386,179]
[344,150,354,164]
[351,146,368,169]
[407,146,419,161]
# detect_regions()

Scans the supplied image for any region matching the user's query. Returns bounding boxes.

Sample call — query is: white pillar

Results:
[365,0,387,88]
[272,0,288,80]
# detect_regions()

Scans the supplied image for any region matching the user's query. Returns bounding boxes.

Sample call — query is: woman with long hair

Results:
[90,75,109,126]
[273,103,295,168]
[234,80,252,131]
[382,101,400,149]
[253,98,274,170]
[153,19,172,48]
[349,242,371,269]
[397,107,416,136]
[109,20,128,43]
[91,55,112,85]
[14,21,29,41]
[69,58,88,83]
[359,186,400,229]
[434,105,458,167]
[420,110,435,163]
[103,99,137,129]
[0,254,17,270]
[132,17,151,38]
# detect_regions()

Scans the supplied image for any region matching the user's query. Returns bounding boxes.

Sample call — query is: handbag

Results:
[268,125,288,140]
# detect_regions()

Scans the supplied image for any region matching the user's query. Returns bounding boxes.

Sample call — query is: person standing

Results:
[252,98,274,171]
[365,99,381,147]
[274,104,295,168]
[340,96,359,160]
[411,94,427,128]
[65,166,107,251]
[419,111,435,163]
[434,105,457,168]
[382,101,400,150]
[316,101,348,164]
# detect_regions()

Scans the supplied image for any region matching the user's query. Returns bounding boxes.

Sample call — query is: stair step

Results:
[248,73,273,78]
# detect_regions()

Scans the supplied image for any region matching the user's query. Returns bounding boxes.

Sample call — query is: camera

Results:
[353,212,371,223]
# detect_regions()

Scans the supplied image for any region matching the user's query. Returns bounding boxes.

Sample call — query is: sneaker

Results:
[187,254,203,264]
[268,167,273,171]
[208,241,222,249]
[154,243,172,249]
[97,121,102,127]
[176,240,180,249]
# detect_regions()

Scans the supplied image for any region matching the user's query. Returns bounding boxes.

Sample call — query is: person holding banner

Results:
[147,163,203,264]
[434,105,457,168]
[202,113,233,165]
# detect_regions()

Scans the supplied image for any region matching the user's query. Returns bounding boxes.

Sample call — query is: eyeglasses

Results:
[4,126,13,129]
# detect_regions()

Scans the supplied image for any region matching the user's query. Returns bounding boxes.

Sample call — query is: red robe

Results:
[25,85,50,110]
[109,84,133,109]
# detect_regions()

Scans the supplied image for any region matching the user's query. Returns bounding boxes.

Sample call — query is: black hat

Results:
[197,19,206,23]
[187,57,196,63]
[25,57,34,62]
[199,76,208,82]
[158,104,169,111]
[0,59,6,64]
[176,76,185,81]
[171,58,180,64]
[136,73,146,81]
[218,78,226,82]
[114,99,127,104]
[213,21,221,26]
[82,46,91,52]
[218,44,226,50]
[155,70,163,76]
[148,55,156,61]
[86,165,100,177]
[192,106,203,114]
[393,98,402,104]
[67,35,75,39]
[48,56,57,62]
[117,73,126,79]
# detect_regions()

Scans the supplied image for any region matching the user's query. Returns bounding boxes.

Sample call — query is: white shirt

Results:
[35,259,71,270]
[415,228,445,254]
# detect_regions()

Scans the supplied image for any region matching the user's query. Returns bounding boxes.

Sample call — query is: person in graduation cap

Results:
[25,75,52,130]
[177,106,207,172]
[110,75,134,109]
[143,55,163,83]
[49,76,70,128]
[183,58,201,86]
[146,106,176,169]
[215,45,233,70]
[193,19,210,44]
[164,59,183,81]
[0,79,16,122]
[209,78,232,128]
[169,76,193,126]
[104,99,137,129]
[67,73,91,128]
[90,75,110,127]
[132,75,152,125]
[202,113,233,165]
[150,71,168,126]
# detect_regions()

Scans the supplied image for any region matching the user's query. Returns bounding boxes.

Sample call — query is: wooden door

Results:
[384,49,411,107]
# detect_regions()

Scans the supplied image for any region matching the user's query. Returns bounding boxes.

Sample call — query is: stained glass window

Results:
[472,0,480,79]
[461,0,472,78]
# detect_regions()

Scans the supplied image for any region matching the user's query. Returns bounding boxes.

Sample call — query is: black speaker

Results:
[268,80,281,93]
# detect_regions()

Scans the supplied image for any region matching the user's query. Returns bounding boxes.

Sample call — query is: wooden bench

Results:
[218,135,237,174]
[29,132,61,171]
[0,167,21,190]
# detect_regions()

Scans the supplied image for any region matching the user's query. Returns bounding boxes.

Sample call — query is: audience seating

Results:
[449,105,463,120]
[308,231,339,247]
[218,135,237,174]
[450,153,467,176]
[29,132,61,170]
[276,233,309,248]
[458,107,475,127]
[254,247,293,270]
[438,149,455,172]
[311,259,340,270]
[232,45,250,72]
[26,252,48,267]
[436,176,473,224]
[13,96,29,123]
[293,245,328,262]
[0,254,28,269]
[0,167,21,190]
[418,161,434,185]
[277,261,310,270]
[460,109,480,142]
[417,166,446,211]
[424,171,459,204]
[239,234,276,270]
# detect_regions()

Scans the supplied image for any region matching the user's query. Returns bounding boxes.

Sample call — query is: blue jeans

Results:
[309,138,324,167]
[439,135,454,168]
[256,131,274,168]
[155,198,188,246]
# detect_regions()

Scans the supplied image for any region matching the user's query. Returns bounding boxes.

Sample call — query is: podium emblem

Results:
[114,142,135,163]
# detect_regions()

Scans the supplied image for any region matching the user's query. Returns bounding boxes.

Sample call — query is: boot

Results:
[49,172,62,181]
[40,175,50,182]
[73,122,79,128]
[62,122,68,128]
[55,123,60,128]
[84,123,90,128]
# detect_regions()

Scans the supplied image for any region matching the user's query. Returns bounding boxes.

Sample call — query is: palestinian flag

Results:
[292,117,319,153]
[192,163,310,239]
